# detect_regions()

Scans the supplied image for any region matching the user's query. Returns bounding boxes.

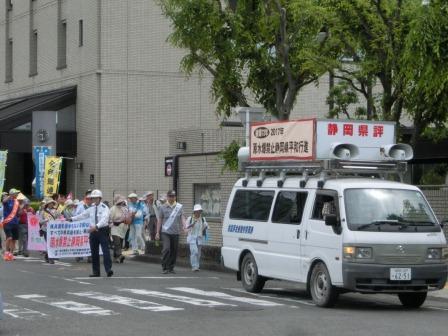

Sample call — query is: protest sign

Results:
[43,156,62,197]
[47,220,92,259]
[27,213,46,251]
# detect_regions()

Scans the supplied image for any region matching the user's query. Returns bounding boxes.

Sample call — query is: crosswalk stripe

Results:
[170,287,283,307]
[3,302,48,320]
[68,291,183,312]
[15,294,117,316]
[225,288,313,306]
[119,288,236,308]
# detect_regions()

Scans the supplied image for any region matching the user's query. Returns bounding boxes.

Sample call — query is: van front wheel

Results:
[398,292,427,308]
[310,262,339,307]
[241,253,265,293]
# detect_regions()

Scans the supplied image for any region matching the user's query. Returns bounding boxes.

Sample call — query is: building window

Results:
[5,38,13,83]
[194,184,221,219]
[78,20,83,46]
[29,30,38,76]
[57,20,67,69]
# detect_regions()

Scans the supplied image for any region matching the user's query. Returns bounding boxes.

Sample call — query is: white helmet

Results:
[88,189,103,198]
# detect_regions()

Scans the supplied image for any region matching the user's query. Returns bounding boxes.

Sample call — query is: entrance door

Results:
[266,191,308,282]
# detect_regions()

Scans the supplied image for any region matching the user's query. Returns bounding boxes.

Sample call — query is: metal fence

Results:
[418,185,448,238]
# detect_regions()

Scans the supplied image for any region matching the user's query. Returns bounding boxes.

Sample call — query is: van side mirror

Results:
[325,214,339,227]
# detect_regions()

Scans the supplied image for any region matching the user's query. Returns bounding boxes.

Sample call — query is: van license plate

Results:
[390,268,411,281]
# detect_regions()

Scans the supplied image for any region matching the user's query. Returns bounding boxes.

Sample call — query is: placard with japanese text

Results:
[47,220,93,258]
[249,119,315,161]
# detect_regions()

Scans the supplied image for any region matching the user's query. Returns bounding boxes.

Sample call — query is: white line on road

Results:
[73,276,219,280]
[49,275,93,285]
[170,287,283,307]
[3,302,48,320]
[426,306,448,311]
[119,288,237,307]
[68,291,184,312]
[15,294,117,316]
[225,287,314,306]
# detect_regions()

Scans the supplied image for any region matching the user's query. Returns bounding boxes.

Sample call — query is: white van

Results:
[222,120,447,308]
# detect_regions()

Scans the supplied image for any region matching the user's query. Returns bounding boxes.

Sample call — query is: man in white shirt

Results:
[70,189,113,277]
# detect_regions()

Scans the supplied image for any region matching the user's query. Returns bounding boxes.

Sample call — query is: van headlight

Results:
[426,248,443,260]
[344,246,373,260]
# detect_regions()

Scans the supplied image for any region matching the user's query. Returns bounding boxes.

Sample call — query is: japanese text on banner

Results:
[43,156,62,197]
[250,119,315,161]
[47,220,94,259]
[33,146,51,199]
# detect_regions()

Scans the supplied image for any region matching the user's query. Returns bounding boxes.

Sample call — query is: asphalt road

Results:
[1,254,447,336]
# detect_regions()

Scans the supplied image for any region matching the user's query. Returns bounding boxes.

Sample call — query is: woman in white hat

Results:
[109,195,129,263]
[39,198,60,264]
[185,204,208,271]
[62,199,77,220]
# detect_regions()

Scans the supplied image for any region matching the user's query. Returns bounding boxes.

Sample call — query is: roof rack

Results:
[241,160,407,188]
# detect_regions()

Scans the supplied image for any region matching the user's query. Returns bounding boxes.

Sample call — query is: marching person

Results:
[142,191,159,241]
[39,198,60,264]
[109,195,129,263]
[62,199,77,220]
[155,190,186,274]
[1,188,21,261]
[18,197,35,257]
[186,204,208,271]
[69,189,113,277]
[127,193,146,255]
[74,190,93,262]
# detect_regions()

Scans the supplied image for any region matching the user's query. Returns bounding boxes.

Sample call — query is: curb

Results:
[133,253,232,273]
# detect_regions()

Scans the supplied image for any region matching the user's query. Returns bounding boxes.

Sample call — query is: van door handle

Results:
[297,230,300,239]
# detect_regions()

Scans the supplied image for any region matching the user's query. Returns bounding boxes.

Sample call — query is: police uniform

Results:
[71,201,113,277]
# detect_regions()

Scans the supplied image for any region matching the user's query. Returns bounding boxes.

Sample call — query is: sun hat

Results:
[128,193,138,198]
[193,204,203,212]
[167,190,176,196]
[9,188,20,195]
[65,199,75,207]
[143,191,154,198]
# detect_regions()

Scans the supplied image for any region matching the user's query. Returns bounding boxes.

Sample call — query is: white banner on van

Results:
[249,119,315,161]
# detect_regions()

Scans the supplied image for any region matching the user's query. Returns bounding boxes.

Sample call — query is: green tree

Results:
[158,0,331,120]
[402,0,448,145]
[321,0,421,122]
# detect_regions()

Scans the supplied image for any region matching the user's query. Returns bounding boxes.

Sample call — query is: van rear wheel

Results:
[398,292,427,308]
[310,262,339,307]
[241,253,265,293]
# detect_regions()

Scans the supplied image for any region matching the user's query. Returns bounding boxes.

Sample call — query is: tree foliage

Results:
[159,0,331,120]
[402,0,448,143]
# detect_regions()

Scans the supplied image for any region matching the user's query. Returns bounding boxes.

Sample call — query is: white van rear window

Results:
[229,190,274,221]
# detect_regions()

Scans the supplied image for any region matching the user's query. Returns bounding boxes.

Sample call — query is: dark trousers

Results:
[161,233,179,271]
[112,235,123,259]
[147,216,157,241]
[90,228,112,275]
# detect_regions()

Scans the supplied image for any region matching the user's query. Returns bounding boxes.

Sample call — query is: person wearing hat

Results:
[69,189,113,277]
[109,195,129,263]
[62,199,77,220]
[186,204,209,271]
[156,190,186,274]
[39,198,60,264]
[127,192,146,255]
[73,190,93,263]
[142,191,159,242]
[1,188,21,261]
[17,197,35,257]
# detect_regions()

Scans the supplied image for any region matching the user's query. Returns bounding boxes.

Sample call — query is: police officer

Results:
[70,189,113,277]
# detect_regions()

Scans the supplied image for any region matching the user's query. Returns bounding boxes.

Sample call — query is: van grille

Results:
[379,256,422,265]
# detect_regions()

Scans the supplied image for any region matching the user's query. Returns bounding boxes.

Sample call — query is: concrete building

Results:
[2,1,445,249]
[0,0,329,198]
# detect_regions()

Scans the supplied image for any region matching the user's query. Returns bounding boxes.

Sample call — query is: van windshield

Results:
[344,189,440,232]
